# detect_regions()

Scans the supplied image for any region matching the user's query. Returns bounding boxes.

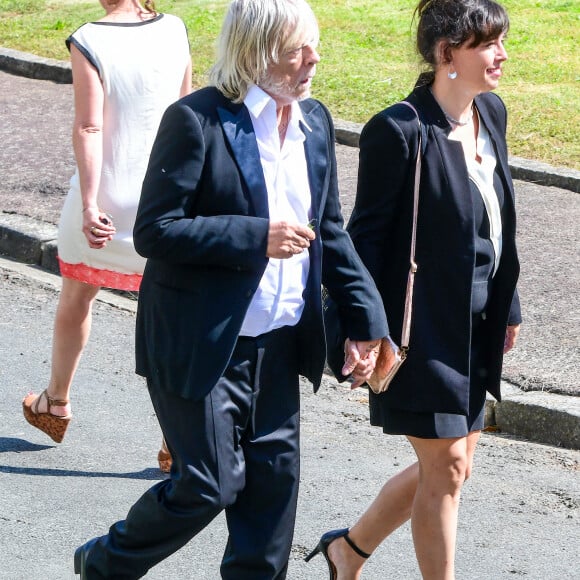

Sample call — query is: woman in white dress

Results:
[22,0,191,469]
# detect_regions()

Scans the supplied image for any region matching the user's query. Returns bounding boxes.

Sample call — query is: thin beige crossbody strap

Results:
[398,101,422,356]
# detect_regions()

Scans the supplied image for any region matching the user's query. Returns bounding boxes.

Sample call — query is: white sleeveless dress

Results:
[58,14,190,290]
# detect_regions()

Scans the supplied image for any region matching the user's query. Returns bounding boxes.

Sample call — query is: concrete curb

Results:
[1,46,579,193]
[0,213,60,274]
[0,46,72,84]
[1,210,579,450]
[487,384,580,450]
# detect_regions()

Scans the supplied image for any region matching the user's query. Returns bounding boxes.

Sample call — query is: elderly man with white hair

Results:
[74,1,387,578]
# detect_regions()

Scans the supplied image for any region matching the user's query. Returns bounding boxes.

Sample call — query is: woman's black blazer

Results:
[348,85,521,415]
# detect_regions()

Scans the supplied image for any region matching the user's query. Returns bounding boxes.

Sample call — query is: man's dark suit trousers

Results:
[84,325,301,579]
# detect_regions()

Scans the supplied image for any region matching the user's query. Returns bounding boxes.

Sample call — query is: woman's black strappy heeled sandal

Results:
[304,528,371,579]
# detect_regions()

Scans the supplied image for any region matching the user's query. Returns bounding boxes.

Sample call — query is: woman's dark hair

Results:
[413,0,509,84]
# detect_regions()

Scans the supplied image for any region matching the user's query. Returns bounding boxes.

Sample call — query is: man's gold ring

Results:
[90,227,98,235]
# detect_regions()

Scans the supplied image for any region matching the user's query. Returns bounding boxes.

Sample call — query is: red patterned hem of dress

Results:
[58,258,142,292]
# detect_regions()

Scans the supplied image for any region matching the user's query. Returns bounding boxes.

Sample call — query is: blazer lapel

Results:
[218,105,269,218]
[413,87,474,229]
[474,98,514,198]
[300,103,330,223]
[434,126,475,227]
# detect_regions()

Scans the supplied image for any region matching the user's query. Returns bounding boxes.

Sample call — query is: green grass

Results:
[0,0,578,169]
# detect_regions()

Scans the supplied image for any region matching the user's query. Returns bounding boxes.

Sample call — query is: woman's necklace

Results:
[442,106,474,127]
[428,87,474,127]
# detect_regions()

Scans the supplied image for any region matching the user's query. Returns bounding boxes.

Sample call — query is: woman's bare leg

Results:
[407,431,481,580]
[33,277,100,416]
[327,462,419,579]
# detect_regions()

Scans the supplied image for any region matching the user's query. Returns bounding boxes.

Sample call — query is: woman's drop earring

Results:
[448,65,457,80]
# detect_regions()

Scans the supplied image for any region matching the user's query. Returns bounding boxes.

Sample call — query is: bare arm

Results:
[70,44,115,248]
[180,55,193,97]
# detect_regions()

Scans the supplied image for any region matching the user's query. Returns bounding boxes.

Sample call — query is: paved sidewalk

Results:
[2,255,578,579]
[0,49,579,450]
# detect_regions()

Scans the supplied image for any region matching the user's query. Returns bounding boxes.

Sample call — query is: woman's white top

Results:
[465,115,503,276]
[58,14,190,290]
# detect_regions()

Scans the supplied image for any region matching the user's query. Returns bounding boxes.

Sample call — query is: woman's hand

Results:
[82,207,116,249]
[342,338,381,389]
[504,324,521,353]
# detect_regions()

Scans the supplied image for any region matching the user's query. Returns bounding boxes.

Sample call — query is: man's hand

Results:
[266,221,315,259]
[504,324,521,353]
[342,338,381,389]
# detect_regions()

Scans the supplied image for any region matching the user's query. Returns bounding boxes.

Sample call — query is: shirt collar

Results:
[244,85,312,133]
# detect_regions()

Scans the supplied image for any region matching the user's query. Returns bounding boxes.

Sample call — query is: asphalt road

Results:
[1,256,579,579]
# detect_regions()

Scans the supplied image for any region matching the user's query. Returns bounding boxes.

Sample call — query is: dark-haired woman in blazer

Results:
[306,0,521,578]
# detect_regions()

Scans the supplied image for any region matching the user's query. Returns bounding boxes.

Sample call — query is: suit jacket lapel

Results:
[433,126,475,226]
[300,103,329,223]
[218,100,330,223]
[474,98,514,198]
[413,87,474,227]
[218,105,269,218]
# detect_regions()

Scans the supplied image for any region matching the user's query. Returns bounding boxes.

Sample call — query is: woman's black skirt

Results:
[369,313,489,439]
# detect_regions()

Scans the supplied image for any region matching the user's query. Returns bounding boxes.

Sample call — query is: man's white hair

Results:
[209,0,319,102]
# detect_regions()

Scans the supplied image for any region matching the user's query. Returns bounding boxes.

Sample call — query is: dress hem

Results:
[58,258,142,292]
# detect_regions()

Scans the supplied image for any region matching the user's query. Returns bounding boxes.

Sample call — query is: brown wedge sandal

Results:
[22,389,72,443]
[157,437,173,473]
